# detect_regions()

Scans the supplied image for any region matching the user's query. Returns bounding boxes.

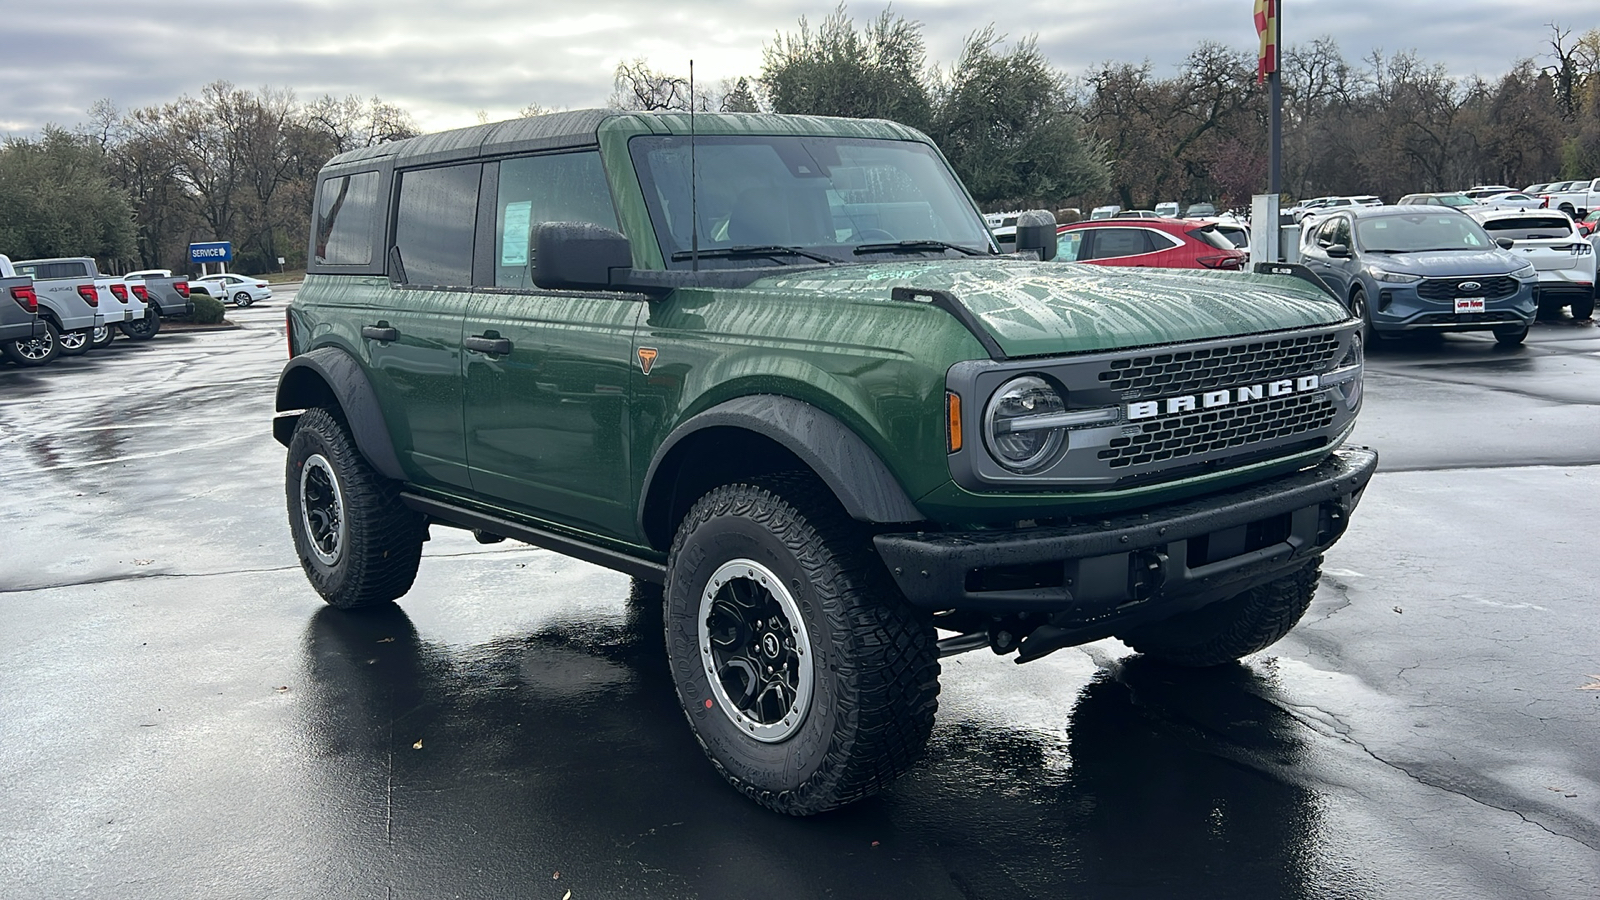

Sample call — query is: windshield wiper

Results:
[853,240,987,257]
[670,245,838,265]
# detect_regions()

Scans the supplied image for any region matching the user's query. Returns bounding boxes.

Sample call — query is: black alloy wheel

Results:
[285,407,427,608]
[664,474,940,816]
[119,308,161,341]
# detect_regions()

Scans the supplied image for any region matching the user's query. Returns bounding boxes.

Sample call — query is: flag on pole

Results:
[1254,0,1278,84]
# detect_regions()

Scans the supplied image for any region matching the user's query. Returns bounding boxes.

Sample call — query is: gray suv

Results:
[1299,206,1538,346]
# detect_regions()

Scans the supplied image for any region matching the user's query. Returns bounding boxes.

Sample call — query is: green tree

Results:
[935,29,1107,208]
[0,125,136,263]
[761,5,934,131]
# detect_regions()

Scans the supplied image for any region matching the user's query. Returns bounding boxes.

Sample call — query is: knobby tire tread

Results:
[669,473,939,815]
[1121,557,1322,668]
[288,407,425,608]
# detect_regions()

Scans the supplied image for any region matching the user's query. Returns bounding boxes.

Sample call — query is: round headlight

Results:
[984,375,1067,473]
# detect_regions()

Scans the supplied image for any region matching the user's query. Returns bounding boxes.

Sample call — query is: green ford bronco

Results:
[274,110,1375,815]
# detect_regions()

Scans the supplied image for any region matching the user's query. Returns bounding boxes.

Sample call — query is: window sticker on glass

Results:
[501,201,533,266]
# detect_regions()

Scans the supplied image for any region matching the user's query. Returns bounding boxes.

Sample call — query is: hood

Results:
[747,259,1347,358]
[1356,248,1523,277]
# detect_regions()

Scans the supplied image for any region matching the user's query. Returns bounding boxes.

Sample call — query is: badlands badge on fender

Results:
[637,347,659,374]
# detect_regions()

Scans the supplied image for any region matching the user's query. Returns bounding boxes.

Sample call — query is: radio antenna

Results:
[689,58,699,274]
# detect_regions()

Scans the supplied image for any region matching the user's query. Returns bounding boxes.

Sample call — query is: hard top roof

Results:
[1341,204,1470,218]
[322,109,931,172]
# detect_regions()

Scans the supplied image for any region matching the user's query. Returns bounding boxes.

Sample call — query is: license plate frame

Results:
[1455,297,1486,314]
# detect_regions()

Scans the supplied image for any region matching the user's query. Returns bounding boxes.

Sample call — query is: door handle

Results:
[362,325,399,342]
[465,334,513,356]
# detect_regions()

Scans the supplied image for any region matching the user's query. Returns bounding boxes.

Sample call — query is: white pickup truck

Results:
[9,256,127,358]
[1544,178,1600,219]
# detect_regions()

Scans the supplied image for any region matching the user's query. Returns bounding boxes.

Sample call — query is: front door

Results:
[464,293,643,537]
[461,149,641,540]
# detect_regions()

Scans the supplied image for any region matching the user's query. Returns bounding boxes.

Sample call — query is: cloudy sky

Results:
[0,0,1577,136]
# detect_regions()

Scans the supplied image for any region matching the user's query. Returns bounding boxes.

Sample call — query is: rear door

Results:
[463,150,643,540]
[365,162,480,489]
[1301,215,1353,298]
[1081,226,1169,266]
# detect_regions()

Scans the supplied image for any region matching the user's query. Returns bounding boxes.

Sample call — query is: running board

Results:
[399,492,667,583]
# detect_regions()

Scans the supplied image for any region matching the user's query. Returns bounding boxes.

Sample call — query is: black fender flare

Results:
[640,395,926,539]
[272,346,406,481]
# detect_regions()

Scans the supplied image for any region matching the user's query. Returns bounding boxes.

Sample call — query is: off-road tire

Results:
[57,328,92,356]
[2,319,60,367]
[285,407,426,609]
[119,308,160,341]
[664,474,940,815]
[1120,557,1322,667]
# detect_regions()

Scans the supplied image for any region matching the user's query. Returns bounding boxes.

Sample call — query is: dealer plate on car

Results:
[1455,297,1486,313]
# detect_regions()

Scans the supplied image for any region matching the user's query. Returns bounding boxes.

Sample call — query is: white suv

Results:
[1467,207,1596,321]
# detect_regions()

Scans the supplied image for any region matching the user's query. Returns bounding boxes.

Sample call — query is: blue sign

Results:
[189,241,233,263]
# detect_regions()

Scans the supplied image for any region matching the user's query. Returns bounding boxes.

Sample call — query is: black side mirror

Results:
[1014,209,1058,261]
[532,222,633,292]
[1495,237,1515,249]
[1326,243,1352,259]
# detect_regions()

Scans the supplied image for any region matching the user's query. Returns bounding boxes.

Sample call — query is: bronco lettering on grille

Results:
[1127,375,1322,420]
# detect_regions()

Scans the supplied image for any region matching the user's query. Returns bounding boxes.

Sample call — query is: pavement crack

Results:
[1277,699,1600,853]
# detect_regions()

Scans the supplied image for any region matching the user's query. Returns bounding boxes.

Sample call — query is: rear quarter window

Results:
[314,171,382,267]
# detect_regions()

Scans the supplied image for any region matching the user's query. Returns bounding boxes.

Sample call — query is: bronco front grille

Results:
[1098,333,1341,399]
[1417,277,1517,301]
[1098,392,1337,469]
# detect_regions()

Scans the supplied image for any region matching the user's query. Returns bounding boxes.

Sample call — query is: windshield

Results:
[629,135,994,269]
[1436,194,1476,208]
[1355,214,1492,253]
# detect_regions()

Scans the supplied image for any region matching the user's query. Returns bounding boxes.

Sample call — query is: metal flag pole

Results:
[1269,1,1282,196]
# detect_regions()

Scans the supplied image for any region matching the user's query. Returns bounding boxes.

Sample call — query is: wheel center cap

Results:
[761,632,781,658]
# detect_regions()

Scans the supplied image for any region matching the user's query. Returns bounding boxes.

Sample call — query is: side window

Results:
[315,171,381,266]
[1057,231,1084,262]
[495,151,618,289]
[1314,218,1340,247]
[1148,230,1181,250]
[394,163,482,287]
[1333,217,1352,247]
[1088,227,1152,260]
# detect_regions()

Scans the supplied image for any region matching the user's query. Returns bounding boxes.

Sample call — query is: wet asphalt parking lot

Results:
[2,288,1598,899]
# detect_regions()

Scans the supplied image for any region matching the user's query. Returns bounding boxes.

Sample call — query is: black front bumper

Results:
[875,448,1377,648]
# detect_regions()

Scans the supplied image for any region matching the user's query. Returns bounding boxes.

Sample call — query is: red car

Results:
[1577,210,1600,237]
[1056,218,1248,270]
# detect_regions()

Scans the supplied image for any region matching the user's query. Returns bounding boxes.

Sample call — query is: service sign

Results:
[189,241,233,263]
